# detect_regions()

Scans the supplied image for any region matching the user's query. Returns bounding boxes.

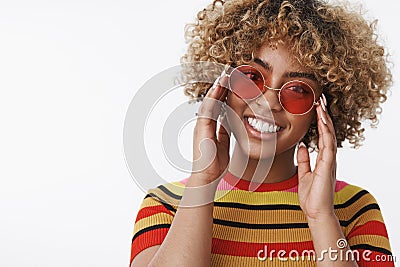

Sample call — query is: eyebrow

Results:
[254,57,317,82]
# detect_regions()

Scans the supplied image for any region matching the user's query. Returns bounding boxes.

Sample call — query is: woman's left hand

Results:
[297,96,338,221]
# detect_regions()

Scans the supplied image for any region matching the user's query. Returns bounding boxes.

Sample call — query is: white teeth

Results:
[250,118,256,127]
[246,117,281,133]
[268,125,273,132]
[261,123,268,132]
[256,120,262,129]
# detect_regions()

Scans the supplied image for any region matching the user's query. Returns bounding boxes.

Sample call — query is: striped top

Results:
[130,172,394,266]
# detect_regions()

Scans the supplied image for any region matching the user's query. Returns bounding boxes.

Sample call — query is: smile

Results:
[246,116,281,133]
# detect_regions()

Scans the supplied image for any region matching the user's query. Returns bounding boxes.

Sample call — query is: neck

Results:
[229,143,297,184]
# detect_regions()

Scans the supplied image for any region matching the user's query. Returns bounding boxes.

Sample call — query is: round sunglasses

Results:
[223,65,318,115]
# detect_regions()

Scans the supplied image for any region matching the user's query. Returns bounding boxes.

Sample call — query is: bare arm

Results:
[147,177,218,267]
[131,246,160,267]
[131,75,230,267]
[308,215,357,266]
[131,177,218,267]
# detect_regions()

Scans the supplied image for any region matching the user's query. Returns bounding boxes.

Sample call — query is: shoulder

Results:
[333,179,386,234]
[131,179,187,265]
[334,180,393,259]
[141,178,188,211]
[334,179,380,208]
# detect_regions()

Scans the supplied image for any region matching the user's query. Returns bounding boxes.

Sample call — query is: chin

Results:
[237,138,278,160]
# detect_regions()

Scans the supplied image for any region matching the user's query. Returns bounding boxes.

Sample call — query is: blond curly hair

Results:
[181,0,392,149]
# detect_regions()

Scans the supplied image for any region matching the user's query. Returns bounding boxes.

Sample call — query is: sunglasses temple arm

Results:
[263,84,281,91]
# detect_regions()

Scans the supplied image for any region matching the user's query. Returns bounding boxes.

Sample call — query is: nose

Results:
[255,86,283,112]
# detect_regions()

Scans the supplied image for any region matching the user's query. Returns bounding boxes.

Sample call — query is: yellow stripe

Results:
[215,190,300,205]
[151,184,300,205]
[153,181,366,200]
[334,184,365,202]
[139,196,167,209]
[149,184,376,213]
[133,213,173,235]
[348,234,391,252]
[353,211,385,225]
[339,194,376,214]
[163,181,185,194]
[340,209,384,237]
[340,190,376,207]
[212,224,316,243]
[152,181,371,207]
[336,204,381,223]
[214,206,306,224]
[147,188,180,207]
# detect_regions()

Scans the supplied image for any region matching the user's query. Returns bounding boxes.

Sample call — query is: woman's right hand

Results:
[134,75,231,267]
[191,74,231,184]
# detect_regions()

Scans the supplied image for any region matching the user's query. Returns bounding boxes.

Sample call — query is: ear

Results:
[308,109,318,128]
[301,120,317,145]
[311,112,317,124]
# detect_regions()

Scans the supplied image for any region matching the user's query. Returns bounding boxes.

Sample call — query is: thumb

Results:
[297,142,311,178]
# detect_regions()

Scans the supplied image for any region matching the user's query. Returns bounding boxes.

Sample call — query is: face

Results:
[226,44,322,160]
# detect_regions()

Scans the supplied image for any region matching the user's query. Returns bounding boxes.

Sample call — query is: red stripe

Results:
[135,205,173,223]
[347,221,388,239]
[130,228,169,262]
[212,238,314,257]
[354,249,395,267]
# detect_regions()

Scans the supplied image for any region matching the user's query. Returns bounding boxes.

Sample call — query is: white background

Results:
[0,0,398,266]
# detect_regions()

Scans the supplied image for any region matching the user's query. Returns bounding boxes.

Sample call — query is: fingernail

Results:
[320,97,326,111]
[299,142,306,148]
[212,76,221,89]
[321,115,327,125]
[322,93,327,107]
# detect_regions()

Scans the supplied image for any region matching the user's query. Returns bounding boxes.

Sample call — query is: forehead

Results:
[254,43,306,72]
[254,44,318,82]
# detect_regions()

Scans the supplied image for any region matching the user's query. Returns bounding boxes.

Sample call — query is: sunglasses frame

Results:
[224,64,319,116]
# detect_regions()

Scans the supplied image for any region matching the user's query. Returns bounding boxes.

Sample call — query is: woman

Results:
[131,0,394,266]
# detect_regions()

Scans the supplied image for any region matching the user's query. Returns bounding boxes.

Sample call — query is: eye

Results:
[285,83,312,95]
[242,71,263,82]
[288,85,305,93]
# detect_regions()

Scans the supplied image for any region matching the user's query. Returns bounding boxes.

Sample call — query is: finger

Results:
[320,94,337,146]
[195,75,228,139]
[318,104,335,149]
[316,104,335,165]
[194,74,228,149]
[218,75,229,101]
[217,115,231,150]
[297,142,311,178]
[192,75,228,172]
[204,73,229,100]
[315,96,337,184]
[201,72,228,111]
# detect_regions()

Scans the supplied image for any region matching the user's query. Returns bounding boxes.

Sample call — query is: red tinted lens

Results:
[280,81,315,114]
[229,65,264,99]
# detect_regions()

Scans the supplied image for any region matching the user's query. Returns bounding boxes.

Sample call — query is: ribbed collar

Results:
[222,171,298,192]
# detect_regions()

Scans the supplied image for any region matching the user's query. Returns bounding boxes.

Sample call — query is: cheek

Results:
[290,112,315,137]
[226,93,246,115]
